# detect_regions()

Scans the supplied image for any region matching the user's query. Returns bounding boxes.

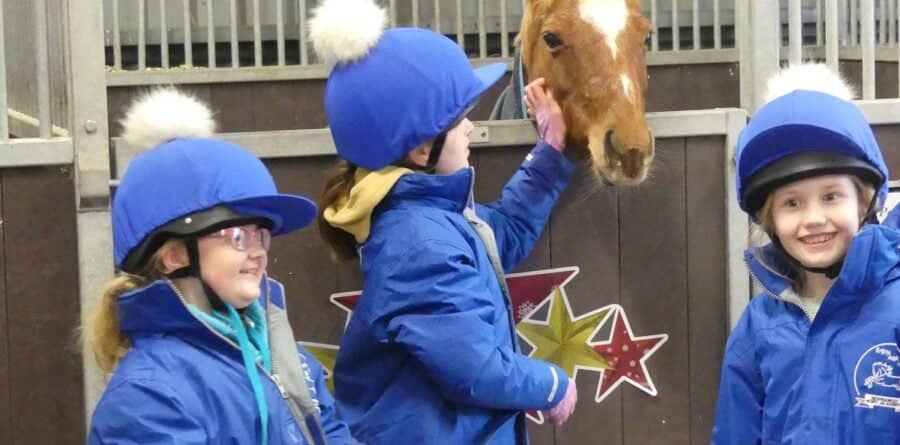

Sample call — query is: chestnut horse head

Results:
[520,0,654,185]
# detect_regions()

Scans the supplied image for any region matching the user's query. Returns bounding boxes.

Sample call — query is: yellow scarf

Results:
[323,166,412,243]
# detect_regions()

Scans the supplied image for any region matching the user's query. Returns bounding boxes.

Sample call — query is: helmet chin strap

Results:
[769,195,879,281]
[166,236,229,313]
[423,132,447,173]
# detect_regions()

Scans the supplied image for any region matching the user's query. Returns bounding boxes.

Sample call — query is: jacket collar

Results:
[118,279,209,337]
[381,167,475,213]
[746,224,900,312]
[117,276,277,339]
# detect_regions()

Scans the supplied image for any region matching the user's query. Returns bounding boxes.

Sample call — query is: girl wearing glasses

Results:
[85,89,359,445]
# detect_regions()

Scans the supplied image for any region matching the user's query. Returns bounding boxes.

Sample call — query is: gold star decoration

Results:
[517,287,614,380]
[516,287,615,423]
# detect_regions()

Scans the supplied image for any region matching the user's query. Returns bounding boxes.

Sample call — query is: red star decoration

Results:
[505,267,578,323]
[330,291,361,328]
[592,306,668,403]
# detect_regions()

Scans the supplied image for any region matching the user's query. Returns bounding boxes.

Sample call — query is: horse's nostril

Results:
[622,148,642,178]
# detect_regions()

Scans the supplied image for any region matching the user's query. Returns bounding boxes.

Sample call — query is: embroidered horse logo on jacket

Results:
[855,343,900,412]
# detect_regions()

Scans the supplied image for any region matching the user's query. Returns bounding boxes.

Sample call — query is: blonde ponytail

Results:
[82,239,182,375]
[86,275,146,374]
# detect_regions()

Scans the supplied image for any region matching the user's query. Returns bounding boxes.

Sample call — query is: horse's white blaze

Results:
[620,74,633,102]
[579,0,628,59]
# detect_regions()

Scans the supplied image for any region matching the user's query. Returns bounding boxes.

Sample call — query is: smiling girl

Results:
[712,64,900,444]
[85,89,358,444]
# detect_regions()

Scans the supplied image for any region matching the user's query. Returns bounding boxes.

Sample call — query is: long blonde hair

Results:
[83,239,183,374]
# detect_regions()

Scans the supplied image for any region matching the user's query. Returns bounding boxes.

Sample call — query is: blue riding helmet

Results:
[113,138,317,272]
[736,89,888,217]
[324,27,506,170]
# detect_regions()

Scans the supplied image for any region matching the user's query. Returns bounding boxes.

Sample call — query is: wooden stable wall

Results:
[263,135,730,445]
[0,137,730,445]
[0,166,84,444]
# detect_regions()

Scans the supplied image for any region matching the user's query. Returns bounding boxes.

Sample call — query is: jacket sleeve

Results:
[88,378,207,445]
[379,240,569,410]
[476,141,575,272]
[296,345,362,445]
[711,309,764,445]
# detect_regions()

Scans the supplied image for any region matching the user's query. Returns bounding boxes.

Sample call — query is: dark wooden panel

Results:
[469,73,512,122]
[265,156,345,345]
[0,172,8,445]
[473,145,555,444]
[241,81,329,131]
[209,82,260,132]
[646,64,740,112]
[105,87,133,138]
[685,136,728,445]
[619,139,691,445]
[4,166,83,444]
[872,125,900,177]
[551,168,624,445]
[838,61,900,100]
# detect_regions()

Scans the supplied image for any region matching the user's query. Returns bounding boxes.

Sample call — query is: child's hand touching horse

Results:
[525,78,566,153]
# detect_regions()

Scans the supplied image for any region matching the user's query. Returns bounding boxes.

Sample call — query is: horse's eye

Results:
[542,32,565,51]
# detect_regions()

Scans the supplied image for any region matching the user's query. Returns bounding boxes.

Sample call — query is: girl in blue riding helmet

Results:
[712,63,900,443]
[85,88,359,444]
[310,0,578,443]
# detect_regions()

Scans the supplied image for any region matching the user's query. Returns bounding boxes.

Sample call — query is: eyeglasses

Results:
[206,225,271,252]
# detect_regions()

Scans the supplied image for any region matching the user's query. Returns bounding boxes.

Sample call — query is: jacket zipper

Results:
[167,281,290,395]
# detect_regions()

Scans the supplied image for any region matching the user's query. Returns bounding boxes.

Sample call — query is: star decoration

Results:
[517,287,614,424]
[517,288,613,377]
[592,306,668,403]
[330,290,361,328]
[309,266,668,424]
[505,267,579,323]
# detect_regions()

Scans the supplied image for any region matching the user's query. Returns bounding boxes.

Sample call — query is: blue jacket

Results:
[334,142,575,444]
[88,278,359,445]
[883,202,900,229]
[713,225,900,444]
